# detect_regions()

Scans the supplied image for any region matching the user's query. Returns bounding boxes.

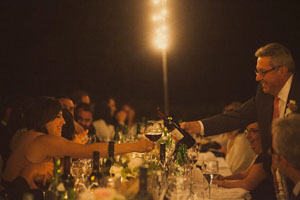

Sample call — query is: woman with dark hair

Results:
[2,96,154,183]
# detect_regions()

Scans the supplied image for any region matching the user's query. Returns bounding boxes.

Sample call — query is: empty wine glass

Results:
[202,160,219,198]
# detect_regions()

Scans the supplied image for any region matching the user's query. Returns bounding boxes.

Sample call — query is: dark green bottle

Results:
[114,126,120,142]
[132,167,153,200]
[61,156,76,200]
[104,141,115,176]
[46,158,65,200]
[88,151,102,188]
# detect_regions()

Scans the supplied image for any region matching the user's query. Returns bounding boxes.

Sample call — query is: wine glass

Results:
[34,175,51,200]
[144,120,163,142]
[202,160,219,198]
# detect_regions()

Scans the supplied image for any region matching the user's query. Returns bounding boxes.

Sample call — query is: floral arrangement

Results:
[285,100,298,117]
[109,154,144,179]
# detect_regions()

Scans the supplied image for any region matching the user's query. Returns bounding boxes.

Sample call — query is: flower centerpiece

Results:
[285,100,298,117]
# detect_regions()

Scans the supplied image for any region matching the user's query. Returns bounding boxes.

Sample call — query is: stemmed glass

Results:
[144,120,163,162]
[187,148,199,200]
[144,120,163,143]
[202,160,219,198]
[34,175,51,200]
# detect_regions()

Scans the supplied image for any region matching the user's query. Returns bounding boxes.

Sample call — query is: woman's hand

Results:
[135,139,155,153]
[73,129,89,144]
[21,161,54,189]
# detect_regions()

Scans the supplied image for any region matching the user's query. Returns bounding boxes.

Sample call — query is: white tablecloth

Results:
[165,152,251,200]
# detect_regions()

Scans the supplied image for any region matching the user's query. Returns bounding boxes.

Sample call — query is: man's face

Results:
[245,122,262,154]
[108,98,116,116]
[255,56,285,96]
[81,95,91,105]
[58,98,75,116]
[76,109,93,130]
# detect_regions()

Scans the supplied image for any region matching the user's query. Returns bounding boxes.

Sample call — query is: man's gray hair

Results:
[255,43,295,73]
[272,114,300,171]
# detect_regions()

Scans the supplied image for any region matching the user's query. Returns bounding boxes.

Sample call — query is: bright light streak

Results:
[153,0,159,5]
[151,0,168,50]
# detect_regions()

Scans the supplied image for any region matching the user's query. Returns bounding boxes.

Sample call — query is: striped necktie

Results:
[273,96,280,119]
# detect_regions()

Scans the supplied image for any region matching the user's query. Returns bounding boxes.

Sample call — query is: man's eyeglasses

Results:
[254,66,281,76]
[244,128,260,135]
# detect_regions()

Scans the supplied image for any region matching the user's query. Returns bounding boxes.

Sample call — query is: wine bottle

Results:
[61,156,75,200]
[157,108,195,149]
[114,126,121,142]
[104,141,115,176]
[132,167,153,200]
[160,143,166,165]
[46,158,65,200]
[88,151,103,188]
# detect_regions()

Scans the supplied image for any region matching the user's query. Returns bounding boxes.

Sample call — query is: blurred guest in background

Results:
[214,122,276,200]
[121,104,137,136]
[62,108,88,144]
[272,114,300,200]
[71,90,91,106]
[75,103,98,143]
[58,96,84,134]
[93,97,119,141]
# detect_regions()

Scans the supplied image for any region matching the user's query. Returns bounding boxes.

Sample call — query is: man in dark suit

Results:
[272,114,300,200]
[181,43,300,198]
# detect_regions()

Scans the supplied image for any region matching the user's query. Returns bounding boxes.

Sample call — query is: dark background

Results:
[1,0,300,120]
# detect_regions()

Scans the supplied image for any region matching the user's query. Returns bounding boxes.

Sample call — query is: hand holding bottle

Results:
[180,121,202,135]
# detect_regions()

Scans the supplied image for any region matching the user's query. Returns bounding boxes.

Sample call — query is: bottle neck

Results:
[160,144,166,163]
[92,152,100,171]
[63,156,71,174]
[139,168,148,192]
[108,141,114,158]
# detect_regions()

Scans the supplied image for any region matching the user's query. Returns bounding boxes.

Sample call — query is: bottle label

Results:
[170,129,184,140]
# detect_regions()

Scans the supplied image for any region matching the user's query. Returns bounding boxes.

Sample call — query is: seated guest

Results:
[2,96,154,183]
[225,127,256,174]
[71,90,91,106]
[214,122,276,200]
[93,97,119,141]
[62,108,88,144]
[121,104,138,137]
[75,103,98,143]
[222,102,256,174]
[58,96,84,134]
[272,114,300,199]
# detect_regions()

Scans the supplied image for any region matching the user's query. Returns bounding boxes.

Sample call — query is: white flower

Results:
[285,100,298,117]
[110,165,123,178]
[127,157,143,169]
[56,182,65,192]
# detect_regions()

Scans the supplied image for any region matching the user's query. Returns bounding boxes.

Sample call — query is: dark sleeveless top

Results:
[250,154,276,200]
